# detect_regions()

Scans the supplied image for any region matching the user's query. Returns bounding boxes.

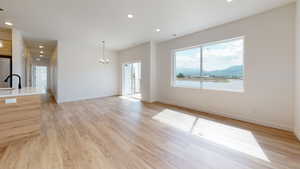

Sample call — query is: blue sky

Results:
[176,39,243,71]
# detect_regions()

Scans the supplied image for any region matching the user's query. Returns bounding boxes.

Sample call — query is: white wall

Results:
[24,47,32,87]
[56,40,119,103]
[12,28,25,88]
[156,4,295,131]
[118,41,157,102]
[150,41,157,102]
[295,0,300,139]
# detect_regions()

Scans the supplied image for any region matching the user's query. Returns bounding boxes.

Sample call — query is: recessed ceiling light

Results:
[127,14,134,18]
[156,28,161,32]
[40,54,44,57]
[4,21,13,26]
[227,0,233,2]
[40,51,44,54]
[39,45,44,49]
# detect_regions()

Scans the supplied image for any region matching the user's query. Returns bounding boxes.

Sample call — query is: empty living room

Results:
[1,0,300,168]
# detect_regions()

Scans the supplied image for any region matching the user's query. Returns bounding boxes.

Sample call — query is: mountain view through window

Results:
[174,38,244,92]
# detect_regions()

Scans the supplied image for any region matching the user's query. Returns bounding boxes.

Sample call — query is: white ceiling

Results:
[25,39,57,58]
[0,0,295,50]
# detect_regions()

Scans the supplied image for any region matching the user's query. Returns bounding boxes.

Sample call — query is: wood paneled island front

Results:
[0,88,45,151]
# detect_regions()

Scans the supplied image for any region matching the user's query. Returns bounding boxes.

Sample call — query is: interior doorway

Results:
[123,62,141,99]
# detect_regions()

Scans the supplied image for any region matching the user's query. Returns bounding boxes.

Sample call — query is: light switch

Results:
[5,98,17,104]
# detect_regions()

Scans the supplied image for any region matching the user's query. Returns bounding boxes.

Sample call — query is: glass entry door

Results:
[32,65,48,89]
[123,62,141,97]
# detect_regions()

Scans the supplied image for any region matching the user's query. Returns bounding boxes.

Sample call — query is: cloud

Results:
[176,48,201,69]
[176,39,243,71]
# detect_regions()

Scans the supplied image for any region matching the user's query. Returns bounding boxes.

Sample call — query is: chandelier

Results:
[99,41,110,64]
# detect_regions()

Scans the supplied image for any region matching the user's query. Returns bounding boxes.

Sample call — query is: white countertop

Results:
[0,87,46,98]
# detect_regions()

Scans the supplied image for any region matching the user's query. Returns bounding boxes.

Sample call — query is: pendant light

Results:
[99,41,110,64]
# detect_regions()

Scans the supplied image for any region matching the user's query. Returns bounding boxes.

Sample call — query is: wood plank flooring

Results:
[0,96,300,169]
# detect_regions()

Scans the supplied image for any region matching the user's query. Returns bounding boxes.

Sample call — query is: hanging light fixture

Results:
[99,41,110,64]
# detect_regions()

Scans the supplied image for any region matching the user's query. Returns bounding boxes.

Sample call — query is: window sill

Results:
[171,85,244,93]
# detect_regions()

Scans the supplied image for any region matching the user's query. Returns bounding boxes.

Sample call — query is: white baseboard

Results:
[157,100,293,132]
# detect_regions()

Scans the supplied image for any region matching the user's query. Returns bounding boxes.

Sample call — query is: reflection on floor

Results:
[38,89,54,103]
[0,96,299,169]
[128,93,141,99]
[121,93,142,101]
[153,109,269,161]
[119,95,140,102]
[131,93,142,99]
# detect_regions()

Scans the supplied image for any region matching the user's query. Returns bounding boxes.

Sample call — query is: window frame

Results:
[171,36,245,92]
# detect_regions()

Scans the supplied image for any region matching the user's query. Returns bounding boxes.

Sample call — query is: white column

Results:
[295,0,300,140]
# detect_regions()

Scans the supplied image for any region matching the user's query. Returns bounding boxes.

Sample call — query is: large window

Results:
[173,37,244,92]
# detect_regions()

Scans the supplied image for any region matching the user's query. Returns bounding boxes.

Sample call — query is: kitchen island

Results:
[0,87,45,151]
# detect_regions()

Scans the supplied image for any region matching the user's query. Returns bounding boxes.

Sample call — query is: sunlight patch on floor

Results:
[152,109,270,162]
[153,109,197,132]
[192,118,270,162]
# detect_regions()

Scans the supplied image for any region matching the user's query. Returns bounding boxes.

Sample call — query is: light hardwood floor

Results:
[0,96,300,169]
